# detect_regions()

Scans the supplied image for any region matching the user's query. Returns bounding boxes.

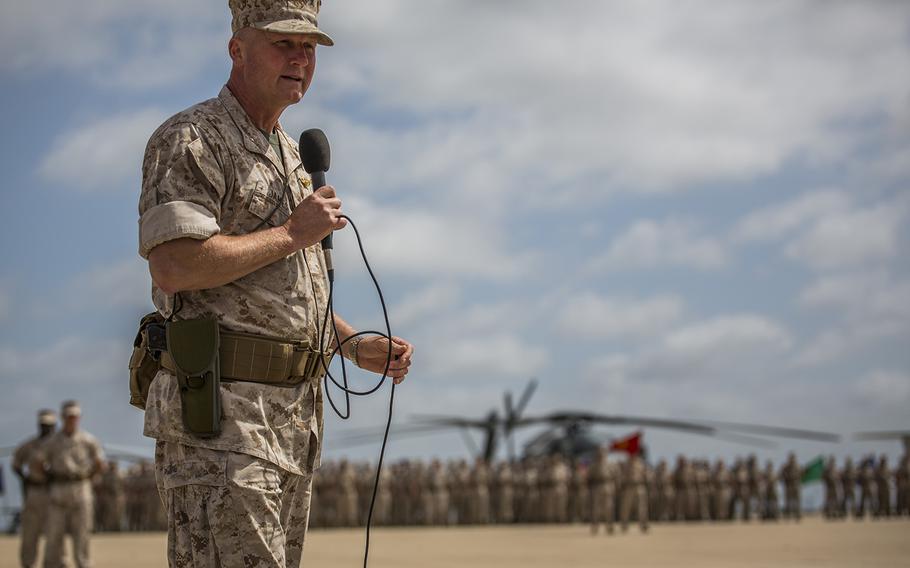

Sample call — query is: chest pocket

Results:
[248,179,292,227]
[240,158,291,228]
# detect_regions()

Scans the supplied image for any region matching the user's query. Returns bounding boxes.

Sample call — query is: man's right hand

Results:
[285,185,347,249]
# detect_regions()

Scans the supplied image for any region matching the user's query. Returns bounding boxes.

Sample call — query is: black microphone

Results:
[299,128,335,283]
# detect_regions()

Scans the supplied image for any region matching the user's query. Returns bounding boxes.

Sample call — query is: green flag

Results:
[801,455,825,484]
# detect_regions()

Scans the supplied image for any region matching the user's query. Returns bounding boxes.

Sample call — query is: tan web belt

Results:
[160,329,331,387]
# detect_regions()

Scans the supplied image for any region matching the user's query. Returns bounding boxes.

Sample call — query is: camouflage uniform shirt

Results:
[138,85,328,476]
[37,430,104,505]
[13,436,49,485]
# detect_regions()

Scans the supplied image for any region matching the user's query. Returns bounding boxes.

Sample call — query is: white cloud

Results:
[8,1,909,198]
[391,282,460,328]
[784,201,906,270]
[799,271,910,321]
[590,314,793,386]
[734,190,851,242]
[315,0,910,193]
[591,219,726,272]
[423,333,549,379]
[39,108,167,191]
[734,191,908,271]
[793,322,904,368]
[853,370,910,409]
[663,315,792,359]
[336,197,536,281]
[794,271,910,366]
[0,0,228,89]
[558,293,684,339]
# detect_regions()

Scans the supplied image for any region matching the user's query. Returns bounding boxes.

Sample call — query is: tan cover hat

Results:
[230,0,334,46]
[61,400,81,417]
[38,409,58,426]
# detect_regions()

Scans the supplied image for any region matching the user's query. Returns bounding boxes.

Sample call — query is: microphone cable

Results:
[314,213,397,568]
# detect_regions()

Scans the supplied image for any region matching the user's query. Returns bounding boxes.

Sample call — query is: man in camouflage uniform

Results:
[93,460,125,531]
[539,455,568,524]
[857,456,876,518]
[568,458,587,524]
[840,457,857,518]
[762,460,780,521]
[711,459,731,521]
[779,453,801,521]
[694,460,711,521]
[492,461,514,524]
[896,454,909,517]
[673,455,691,521]
[337,459,359,527]
[426,459,449,525]
[654,459,674,522]
[138,1,414,564]
[822,456,840,519]
[12,409,57,568]
[619,454,649,533]
[874,455,891,518]
[468,458,491,524]
[39,401,105,568]
[588,447,616,535]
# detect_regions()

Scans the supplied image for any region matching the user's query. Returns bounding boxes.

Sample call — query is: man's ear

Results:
[228,36,243,64]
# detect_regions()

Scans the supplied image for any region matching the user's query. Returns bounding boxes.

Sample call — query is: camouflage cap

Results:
[38,409,58,426]
[230,0,334,46]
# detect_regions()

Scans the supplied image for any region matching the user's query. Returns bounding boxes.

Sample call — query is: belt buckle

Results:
[316,351,334,379]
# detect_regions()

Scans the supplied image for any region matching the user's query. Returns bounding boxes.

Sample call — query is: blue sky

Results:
[1,0,909,486]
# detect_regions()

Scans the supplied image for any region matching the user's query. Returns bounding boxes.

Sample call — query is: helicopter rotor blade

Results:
[514,378,538,417]
[853,430,910,441]
[327,427,455,451]
[709,431,779,449]
[517,412,716,435]
[698,420,840,443]
[334,423,457,444]
[459,429,480,458]
[504,392,514,422]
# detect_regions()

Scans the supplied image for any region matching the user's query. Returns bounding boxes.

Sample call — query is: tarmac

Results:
[2,516,908,567]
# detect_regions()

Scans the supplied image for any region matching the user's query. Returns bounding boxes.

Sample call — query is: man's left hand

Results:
[356,336,413,384]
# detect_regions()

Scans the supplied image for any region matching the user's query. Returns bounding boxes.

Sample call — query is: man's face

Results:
[63,414,79,434]
[231,29,317,111]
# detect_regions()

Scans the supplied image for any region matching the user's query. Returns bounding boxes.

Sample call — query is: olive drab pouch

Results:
[166,318,222,438]
[129,312,167,410]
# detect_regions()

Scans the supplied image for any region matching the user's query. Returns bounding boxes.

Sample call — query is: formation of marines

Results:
[306,450,910,532]
[13,411,910,559]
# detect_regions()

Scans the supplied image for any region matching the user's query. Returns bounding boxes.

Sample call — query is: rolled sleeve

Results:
[138,121,228,258]
[139,201,221,258]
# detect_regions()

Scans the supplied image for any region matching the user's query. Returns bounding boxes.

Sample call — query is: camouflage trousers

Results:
[155,441,314,568]
[20,487,49,568]
[620,486,649,532]
[43,491,93,568]
[589,485,615,533]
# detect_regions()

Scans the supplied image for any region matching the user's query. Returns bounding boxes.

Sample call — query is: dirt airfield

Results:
[2,516,908,567]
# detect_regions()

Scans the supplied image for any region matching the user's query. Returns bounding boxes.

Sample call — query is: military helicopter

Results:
[332,379,841,462]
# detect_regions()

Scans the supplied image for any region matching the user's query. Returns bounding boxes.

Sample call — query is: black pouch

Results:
[128,312,166,410]
[166,319,222,438]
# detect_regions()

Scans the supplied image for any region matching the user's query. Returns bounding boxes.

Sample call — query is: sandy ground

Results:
[2,517,908,567]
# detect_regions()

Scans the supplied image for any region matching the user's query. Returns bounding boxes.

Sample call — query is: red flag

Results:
[609,431,642,456]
